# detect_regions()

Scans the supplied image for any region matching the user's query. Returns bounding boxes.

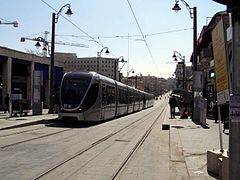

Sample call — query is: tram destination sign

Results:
[229,95,240,122]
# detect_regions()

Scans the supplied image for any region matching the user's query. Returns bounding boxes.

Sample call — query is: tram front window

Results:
[61,76,91,109]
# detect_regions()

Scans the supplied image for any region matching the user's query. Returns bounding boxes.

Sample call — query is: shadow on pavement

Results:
[45,119,104,128]
[171,125,184,129]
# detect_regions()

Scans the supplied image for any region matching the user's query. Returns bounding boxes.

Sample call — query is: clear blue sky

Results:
[0,0,226,78]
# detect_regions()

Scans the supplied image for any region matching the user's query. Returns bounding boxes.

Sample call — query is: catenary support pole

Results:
[48,12,55,114]
[229,2,240,178]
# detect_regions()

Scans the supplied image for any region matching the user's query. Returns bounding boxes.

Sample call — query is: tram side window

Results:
[113,87,116,103]
[110,86,115,104]
[102,84,106,105]
[122,89,126,104]
[106,86,110,105]
[119,89,124,104]
[122,90,125,104]
[132,92,136,103]
[121,89,125,104]
[129,91,132,104]
[108,86,115,105]
[118,89,121,103]
[124,90,128,104]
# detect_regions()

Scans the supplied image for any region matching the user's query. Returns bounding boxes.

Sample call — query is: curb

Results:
[0,118,58,130]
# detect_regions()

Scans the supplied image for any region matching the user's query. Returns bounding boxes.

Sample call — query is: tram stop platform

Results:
[0,109,58,130]
[166,111,229,179]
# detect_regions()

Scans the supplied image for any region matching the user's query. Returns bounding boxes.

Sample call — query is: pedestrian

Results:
[169,95,177,118]
[213,101,218,123]
[4,93,10,113]
[178,96,185,118]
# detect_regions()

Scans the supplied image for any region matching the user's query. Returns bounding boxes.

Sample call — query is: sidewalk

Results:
[0,109,58,130]
[168,112,229,179]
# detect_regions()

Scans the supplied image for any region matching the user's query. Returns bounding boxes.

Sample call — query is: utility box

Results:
[221,151,229,180]
[207,149,222,176]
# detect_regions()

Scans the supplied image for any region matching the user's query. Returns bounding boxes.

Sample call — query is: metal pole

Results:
[135,75,137,88]
[48,12,55,114]
[193,7,197,72]
[218,105,224,153]
[192,6,198,122]
[114,59,117,80]
[230,2,240,178]
[183,56,185,89]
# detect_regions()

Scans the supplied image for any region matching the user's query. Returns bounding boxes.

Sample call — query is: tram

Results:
[58,71,154,121]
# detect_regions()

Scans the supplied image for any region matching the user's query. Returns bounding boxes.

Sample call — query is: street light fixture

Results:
[172,51,185,90]
[21,36,50,56]
[97,47,110,57]
[0,20,18,27]
[35,41,41,48]
[127,69,135,77]
[48,4,73,114]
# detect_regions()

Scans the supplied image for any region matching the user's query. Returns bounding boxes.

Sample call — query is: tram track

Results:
[0,128,74,149]
[0,100,164,150]
[110,105,167,180]
[32,101,167,179]
[0,126,47,138]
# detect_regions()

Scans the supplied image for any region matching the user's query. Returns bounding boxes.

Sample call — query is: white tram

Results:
[58,72,154,121]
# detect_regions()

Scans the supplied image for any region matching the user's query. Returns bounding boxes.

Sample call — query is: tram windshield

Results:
[61,75,91,109]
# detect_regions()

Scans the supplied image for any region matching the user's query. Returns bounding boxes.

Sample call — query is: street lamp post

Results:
[126,69,135,86]
[172,0,197,120]
[118,56,127,72]
[114,56,127,81]
[48,4,73,114]
[172,51,185,90]
[135,73,142,89]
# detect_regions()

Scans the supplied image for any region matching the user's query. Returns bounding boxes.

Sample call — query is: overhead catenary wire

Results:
[126,0,161,77]
[0,18,14,23]
[39,0,105,48]
[55,28,192,40]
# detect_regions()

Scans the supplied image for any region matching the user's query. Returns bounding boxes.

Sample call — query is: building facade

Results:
[196,11,230,116]
[0,46,64,114]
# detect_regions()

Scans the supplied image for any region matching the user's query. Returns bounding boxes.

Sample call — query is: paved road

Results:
[0,100,172,179]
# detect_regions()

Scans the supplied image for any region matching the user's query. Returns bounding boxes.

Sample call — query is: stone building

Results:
[55,53,120,80]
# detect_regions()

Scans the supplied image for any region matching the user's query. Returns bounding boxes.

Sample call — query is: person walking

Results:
[4,93,10,113]
[169,95,177,118]
[178,96,185,118]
